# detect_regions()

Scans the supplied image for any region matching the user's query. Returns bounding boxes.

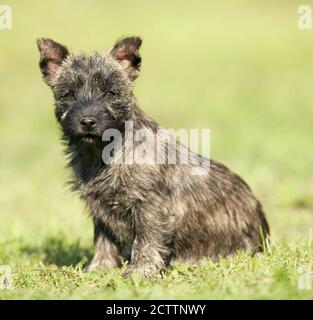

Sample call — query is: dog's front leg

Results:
[85,219,121,271]
[122,205,172,278]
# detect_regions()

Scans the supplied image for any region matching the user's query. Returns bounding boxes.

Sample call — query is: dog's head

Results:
[37,36,142,144]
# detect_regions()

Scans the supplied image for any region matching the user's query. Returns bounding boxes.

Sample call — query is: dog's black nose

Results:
[80,117,97,130]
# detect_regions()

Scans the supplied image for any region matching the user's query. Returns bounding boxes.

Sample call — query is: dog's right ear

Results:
[110,36,142,81]
[36,38,69,86]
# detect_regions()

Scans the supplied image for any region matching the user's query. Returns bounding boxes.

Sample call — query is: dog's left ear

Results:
[36,37,69,86]
[110,36,142,81]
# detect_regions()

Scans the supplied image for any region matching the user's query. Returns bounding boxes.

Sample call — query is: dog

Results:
[37,36,269,278]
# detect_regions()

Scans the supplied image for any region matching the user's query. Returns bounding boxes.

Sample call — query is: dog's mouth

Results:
[79,133,101,144]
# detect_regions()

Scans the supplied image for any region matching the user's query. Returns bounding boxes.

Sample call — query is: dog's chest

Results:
[79,166,137,244]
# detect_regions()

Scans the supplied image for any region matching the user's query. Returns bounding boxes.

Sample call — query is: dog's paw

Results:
[84,262,101,272]
[84,258,118,272]
[122,264,160,279]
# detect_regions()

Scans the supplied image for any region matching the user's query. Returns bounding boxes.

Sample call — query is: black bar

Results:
[0,300,311,318]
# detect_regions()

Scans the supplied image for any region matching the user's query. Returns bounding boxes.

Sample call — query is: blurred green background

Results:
[0,0,313,299]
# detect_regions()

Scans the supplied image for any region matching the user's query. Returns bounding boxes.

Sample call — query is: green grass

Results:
[0,239,313,299]
[0,0,313,299]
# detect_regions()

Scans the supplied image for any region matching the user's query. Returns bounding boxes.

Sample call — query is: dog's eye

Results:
[61,91,75,100]
[105,91,116,100]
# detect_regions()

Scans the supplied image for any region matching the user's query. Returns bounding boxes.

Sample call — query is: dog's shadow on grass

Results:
[22,235,93,267]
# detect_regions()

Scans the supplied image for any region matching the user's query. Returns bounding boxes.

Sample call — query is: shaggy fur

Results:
[37,36,269,277]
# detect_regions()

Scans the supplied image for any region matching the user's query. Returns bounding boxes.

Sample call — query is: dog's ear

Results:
[36,38,69,85]
[110,36,142,81]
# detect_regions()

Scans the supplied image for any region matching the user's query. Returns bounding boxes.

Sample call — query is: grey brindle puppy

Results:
[37,36,269,278]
